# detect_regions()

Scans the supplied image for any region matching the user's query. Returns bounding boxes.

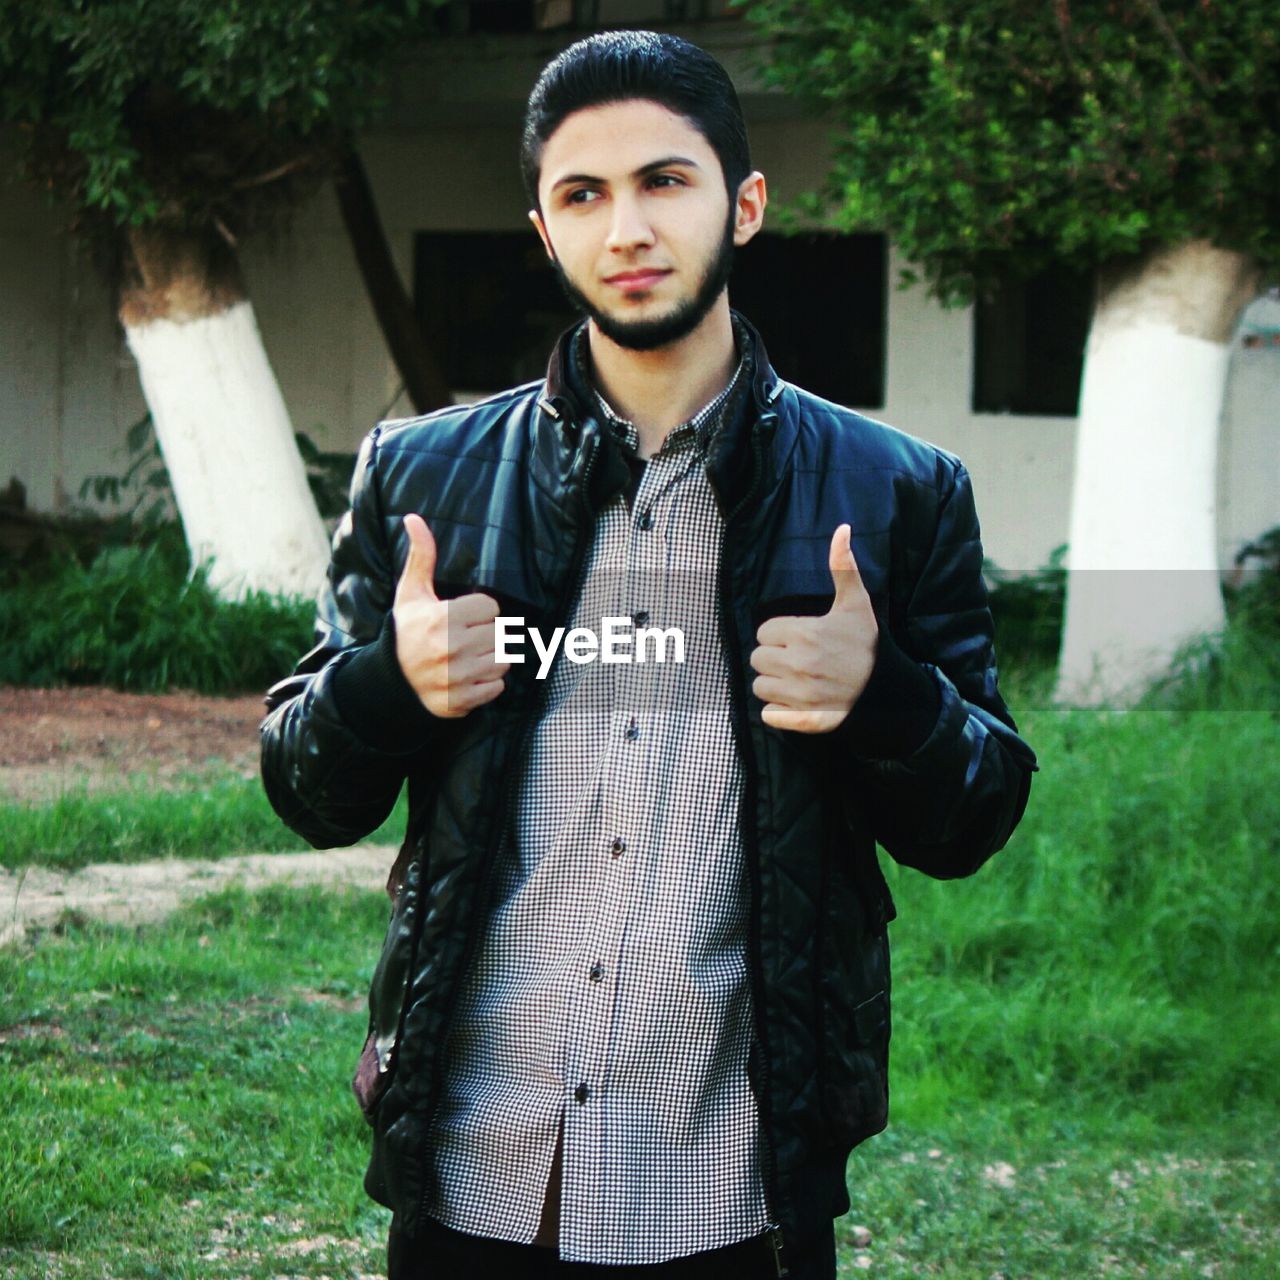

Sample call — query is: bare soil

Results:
[1,687,393,944]
[0,846,393,947]
[0,685,264,801]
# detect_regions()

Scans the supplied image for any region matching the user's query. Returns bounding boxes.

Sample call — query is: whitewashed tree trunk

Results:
[120,226,329,600]
[1055,241,1260,706]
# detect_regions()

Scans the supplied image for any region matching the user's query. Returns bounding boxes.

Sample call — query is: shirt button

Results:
[624,717,639,741]
[589,961,604,983]
[637,510,654,532]
[573,1082,590,1104]
[610,837,627,858]
[633,609,650,628]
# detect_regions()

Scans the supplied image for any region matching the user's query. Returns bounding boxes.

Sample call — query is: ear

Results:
[528,208,556,262]
[732,171,767,248]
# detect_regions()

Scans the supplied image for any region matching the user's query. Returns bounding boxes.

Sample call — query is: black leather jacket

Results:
[260,318,1037,1254]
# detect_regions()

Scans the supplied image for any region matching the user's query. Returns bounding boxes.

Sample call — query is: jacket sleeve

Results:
[259,428,447,849]
[834,457,1038,879]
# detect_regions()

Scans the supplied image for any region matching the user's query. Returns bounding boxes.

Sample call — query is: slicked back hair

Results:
[521,30,751,210]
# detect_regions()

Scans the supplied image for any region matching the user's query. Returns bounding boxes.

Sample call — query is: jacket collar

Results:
[535,311,794,514]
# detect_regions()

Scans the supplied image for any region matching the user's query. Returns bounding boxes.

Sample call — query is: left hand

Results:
[749,524,879,733]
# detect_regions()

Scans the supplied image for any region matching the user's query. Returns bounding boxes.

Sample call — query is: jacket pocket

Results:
[817,863,892,1148]
[819,986,891,1147]
[352,844,423,1122]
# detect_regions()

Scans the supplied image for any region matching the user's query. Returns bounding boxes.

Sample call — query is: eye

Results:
[565,187,602,206]
[647,173,686,190]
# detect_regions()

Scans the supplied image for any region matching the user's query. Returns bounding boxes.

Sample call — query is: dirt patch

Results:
[1,686,397,945]
[1,845,396,947]
[0,686,265,801]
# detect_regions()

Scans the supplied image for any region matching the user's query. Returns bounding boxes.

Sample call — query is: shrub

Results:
[0,536,312,694]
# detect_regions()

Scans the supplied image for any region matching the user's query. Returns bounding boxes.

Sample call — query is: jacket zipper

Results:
[413,427,602,1234]
[717,422,789,1277]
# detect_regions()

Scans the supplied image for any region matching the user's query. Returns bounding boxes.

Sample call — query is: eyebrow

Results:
[549,155,702,192]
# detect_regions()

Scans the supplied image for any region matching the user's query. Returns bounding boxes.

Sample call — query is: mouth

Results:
[603,268,672,290]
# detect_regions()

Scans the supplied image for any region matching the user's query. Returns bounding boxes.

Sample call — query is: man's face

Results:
[530,99,761,351]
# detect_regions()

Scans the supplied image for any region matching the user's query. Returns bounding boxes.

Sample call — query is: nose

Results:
[605,193,655,253]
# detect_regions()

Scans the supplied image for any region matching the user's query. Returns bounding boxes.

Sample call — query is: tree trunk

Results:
[334,145,452,414]
[1055,240,1260,705]
[119,225,330,600]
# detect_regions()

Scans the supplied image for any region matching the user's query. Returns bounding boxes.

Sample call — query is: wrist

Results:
[838,627,940,759]
[331,613,439,751]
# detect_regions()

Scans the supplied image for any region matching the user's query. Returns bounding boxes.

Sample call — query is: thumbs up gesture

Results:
[393,514,508,718]
[749,524,879,733]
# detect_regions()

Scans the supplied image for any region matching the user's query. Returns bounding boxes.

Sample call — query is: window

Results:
[972,264,1092,415]
[731,231,886,408]
[414,233,576,391]
[413,229,887,405]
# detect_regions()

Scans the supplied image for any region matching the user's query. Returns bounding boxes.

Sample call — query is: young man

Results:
[261,30,1037,1280]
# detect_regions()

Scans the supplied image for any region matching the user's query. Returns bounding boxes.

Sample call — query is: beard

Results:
[550,210,737,352]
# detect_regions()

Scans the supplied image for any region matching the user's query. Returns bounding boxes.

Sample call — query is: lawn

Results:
[2,635,1278,1276]
[0,770,407,871]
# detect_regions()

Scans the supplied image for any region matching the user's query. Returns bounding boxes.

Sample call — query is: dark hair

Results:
[520,30,751,209]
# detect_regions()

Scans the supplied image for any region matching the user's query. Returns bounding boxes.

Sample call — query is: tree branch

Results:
[232,155,313,191]
[1138,0,1214,95]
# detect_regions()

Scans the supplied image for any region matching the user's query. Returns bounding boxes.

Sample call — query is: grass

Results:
[836,1134,1278,1278]
[0,887,389,1279]
[886,698,1280,1143]
[1,877,1275,1278]
[0,772,407,871]
[1,593,1276,1275]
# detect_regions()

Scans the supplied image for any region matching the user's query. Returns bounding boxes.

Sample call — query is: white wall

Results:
[0,154,147,515]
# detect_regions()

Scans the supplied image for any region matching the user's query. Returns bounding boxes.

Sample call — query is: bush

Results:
[0,533,313,694]
[984,545,1067,673]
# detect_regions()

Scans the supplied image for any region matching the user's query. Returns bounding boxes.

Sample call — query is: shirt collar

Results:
[569,320,753,459]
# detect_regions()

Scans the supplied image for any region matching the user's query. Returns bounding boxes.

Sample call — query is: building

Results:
[2,3,1276,578]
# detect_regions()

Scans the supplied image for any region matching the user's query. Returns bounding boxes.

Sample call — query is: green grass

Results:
[1,881,1275,1278]
[836,1133,1279,1278]
[2,604,1276,1275]
[0,773,408,871]
[0,887,389,1278]
[885,699,1280,1143]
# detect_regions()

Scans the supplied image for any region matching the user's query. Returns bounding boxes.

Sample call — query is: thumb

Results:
[827,523,861,612]
[396,513,439,605]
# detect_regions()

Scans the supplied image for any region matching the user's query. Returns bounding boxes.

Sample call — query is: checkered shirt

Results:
[425,337,770,1263]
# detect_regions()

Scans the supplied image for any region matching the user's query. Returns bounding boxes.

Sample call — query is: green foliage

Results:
[985,544,1067,671]
[0,536,313,693]
[0,0,444,233]
[889,696,1280,1137]
[78,414,172,525]
[742,0,1280,298]
[1227,523,1280,638]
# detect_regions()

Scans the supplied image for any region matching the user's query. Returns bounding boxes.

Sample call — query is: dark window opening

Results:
[732,231,886,408]
[972,265,1092,415]
[413,229,887,405]
[414,233,574,390]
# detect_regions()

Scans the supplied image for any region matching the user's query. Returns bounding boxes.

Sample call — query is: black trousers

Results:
[388,1215,836,1280]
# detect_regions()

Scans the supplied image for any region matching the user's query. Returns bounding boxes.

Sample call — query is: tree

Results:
[743,0,1279,702]
[0,1,444,598]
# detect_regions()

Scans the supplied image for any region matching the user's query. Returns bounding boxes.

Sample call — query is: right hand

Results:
[393,514,508,718]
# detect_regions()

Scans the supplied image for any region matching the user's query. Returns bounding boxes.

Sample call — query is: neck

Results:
[587,297,737,459]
